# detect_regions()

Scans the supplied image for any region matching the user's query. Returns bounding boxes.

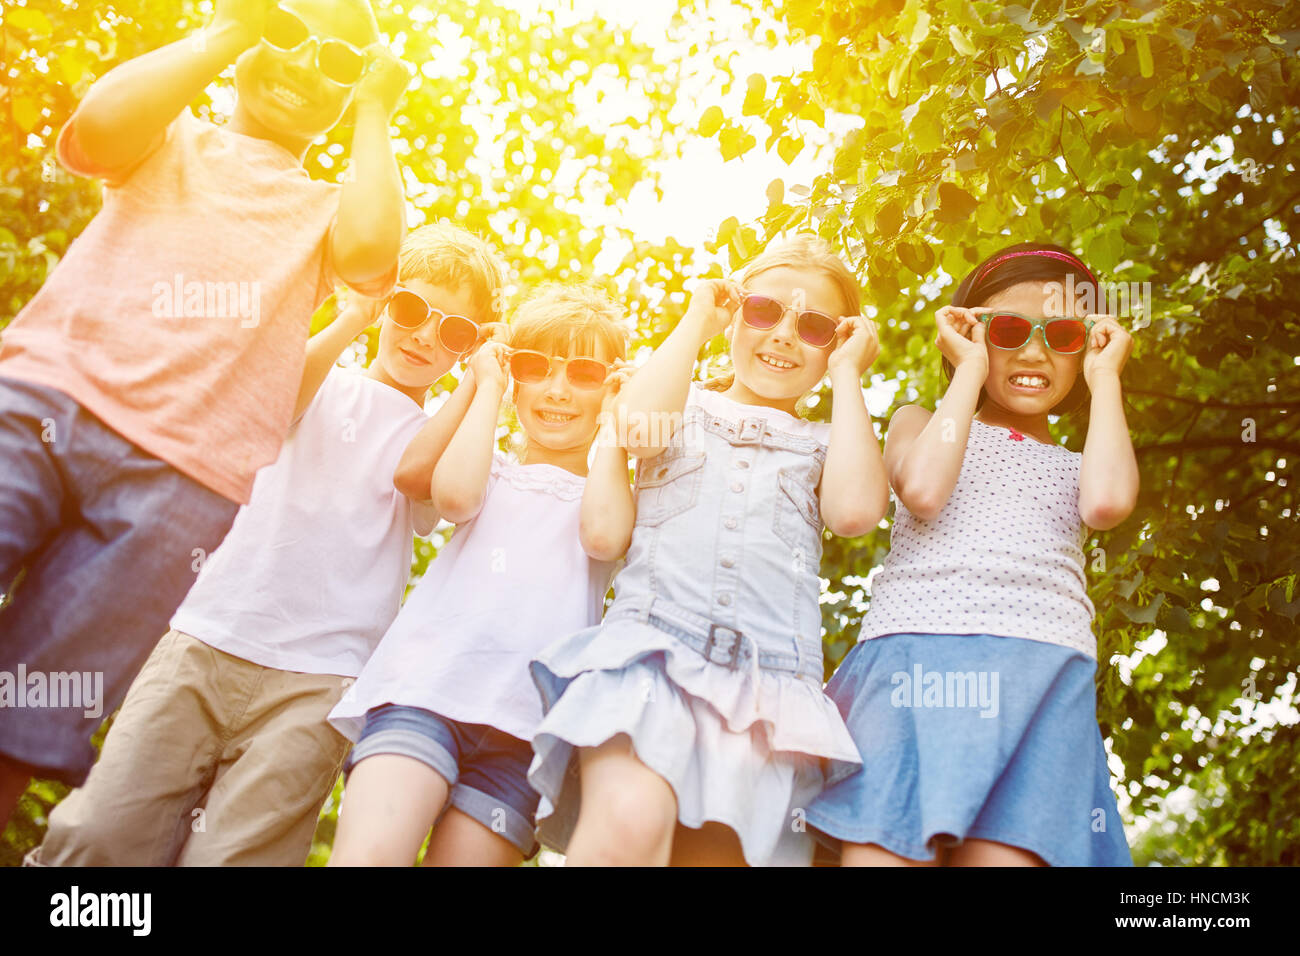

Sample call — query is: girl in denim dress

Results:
[806,243,1137,866]
[529,237,889,866]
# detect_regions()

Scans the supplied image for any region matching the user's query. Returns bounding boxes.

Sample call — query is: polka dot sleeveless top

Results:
[859,417,1097,657]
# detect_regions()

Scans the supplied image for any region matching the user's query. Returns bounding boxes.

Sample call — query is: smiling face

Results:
[978,279,1085,417]
[232,0,376,150]
[726,265,846,409]
[513,338,615,455]
[374,279,477,390]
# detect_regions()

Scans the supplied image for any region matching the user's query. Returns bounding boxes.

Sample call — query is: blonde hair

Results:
[503,283,629,456]
[398,222,507,323]
[702,235,861,395]
[508,282,629,363]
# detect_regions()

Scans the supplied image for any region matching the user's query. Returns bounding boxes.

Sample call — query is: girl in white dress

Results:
[327,284,630,866]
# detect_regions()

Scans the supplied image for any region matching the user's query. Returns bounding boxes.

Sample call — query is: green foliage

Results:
[3,0,1298,866]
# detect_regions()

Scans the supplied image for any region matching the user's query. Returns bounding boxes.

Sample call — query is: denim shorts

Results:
[347,703,540,857]
[0,377,239,784]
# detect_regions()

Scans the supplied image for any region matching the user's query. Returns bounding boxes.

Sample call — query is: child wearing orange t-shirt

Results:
[0,0,409,824]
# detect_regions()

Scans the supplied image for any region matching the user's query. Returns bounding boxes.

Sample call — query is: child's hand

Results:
[470,340,509,396]
[935,306,988,376]
[210,0,277,50]
[354,44,414,118]
[683,278,743,343]
[827,315,880,378]
[337,289,387,325]
[1082,314,1132,386]
[458,321,507,365]
[478,321,510,345]
[599,360,636,417]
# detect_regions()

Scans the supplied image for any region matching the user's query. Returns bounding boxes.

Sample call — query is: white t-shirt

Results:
[170,367,437,676]
[329,450,618,742]
[860,416,1097,657]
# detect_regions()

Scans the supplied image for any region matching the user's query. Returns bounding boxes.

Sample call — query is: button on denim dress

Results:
[529,384,860,866]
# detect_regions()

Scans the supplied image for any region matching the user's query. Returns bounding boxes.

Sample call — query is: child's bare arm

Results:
[1078,316,1139,530]
[431,342,508,524]
[888,307,987,520]
[614,278,740,459]
[581,443,634,561]
[580,364,636,560]
[292,294,385,422]
[66,1,269,178]
[331,46,409,296]
[820,316,889,536]
[393,365,478,502]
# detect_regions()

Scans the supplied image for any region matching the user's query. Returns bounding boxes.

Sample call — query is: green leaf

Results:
[4,7,53,35]
[935,183,977,223]
[1135,33,1154,78]
[948,25,976,57]
[1085,230,1125,274]
[13,97,42,134]
[896,240,935,276]
[1116,593,1165,624]
[874,200,904,237]
[718,125,755,161]
[910,9,931,45]
[698,106,724,138]
[887,58,905,99]
[742,74,767,117]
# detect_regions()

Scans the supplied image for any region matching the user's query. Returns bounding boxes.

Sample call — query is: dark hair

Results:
[942,241,1098,417]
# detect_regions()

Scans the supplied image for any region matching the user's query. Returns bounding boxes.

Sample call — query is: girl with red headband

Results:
[806,241,1139,866]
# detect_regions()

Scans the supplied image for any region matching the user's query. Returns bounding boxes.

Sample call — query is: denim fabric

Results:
[806,632,1133,867]
[607,395,829,679]
[348,703,540,856]
[0,376,239,784]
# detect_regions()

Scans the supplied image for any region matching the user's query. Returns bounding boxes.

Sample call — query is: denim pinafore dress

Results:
[529,384,860,866]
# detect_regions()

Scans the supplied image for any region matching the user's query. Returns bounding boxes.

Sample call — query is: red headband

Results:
[973,249,1097,289]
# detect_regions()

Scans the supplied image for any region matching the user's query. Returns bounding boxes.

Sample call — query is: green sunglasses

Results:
[978,312,1095,355]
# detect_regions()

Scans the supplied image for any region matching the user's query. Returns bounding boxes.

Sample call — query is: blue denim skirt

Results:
[805,632,1132,866]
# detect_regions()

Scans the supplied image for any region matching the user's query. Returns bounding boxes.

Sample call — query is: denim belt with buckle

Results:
[609,600,816,679]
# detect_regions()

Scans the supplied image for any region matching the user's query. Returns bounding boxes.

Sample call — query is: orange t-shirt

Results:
[0,109,380,504]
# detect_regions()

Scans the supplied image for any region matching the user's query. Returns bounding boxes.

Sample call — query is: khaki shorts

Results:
[29,629,352,866]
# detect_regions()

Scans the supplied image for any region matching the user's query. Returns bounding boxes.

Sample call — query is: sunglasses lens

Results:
[438,315,478,354]
[509,351,548,384]
[742,295,783,329]
[798,312,838,348]
[389,290,429,329]
[264,7,309,50]
[319,41,366,85]
[987,314,1032,349]
[1045,319,1087,353]
[567,359,608,390]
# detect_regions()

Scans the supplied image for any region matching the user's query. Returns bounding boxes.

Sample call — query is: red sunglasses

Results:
[739,293,838,349]
[978,312,1093,354]
[507,349,611,390]
[387,288,480,354]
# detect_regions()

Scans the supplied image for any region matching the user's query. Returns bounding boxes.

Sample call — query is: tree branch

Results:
[1193,187,1300,263]
[1136,438,1300,457]
[1125,388,1300,411]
